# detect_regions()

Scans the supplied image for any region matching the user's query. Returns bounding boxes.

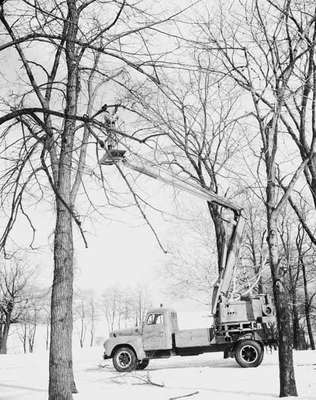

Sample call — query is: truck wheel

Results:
[113,346,137,372]
[136,359,149,370]
[234,340,263,368]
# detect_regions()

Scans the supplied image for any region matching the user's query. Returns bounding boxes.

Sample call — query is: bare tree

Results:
[0,1,193,398]
[0,257,29,353]
[73,289,97,348]
[296,224,316,350]
[132,285,152,326]
[88,295,96,347]
[19,301,38,353]
[278,209,306,350]
[196,0,316,396]
[101,284,152,332]
[102,286,122,334]
[122,59,244,274]
[160,208,218,305]
[241,196,267,294]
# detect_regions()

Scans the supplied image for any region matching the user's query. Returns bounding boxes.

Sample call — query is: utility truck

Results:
[100,147,276,372]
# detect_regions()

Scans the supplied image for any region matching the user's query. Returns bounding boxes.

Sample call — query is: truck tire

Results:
[136,359,149,370]
[234,340,263,368]
[112,346,137,372]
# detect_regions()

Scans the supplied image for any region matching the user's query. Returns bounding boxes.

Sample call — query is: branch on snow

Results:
[169,392,199,400]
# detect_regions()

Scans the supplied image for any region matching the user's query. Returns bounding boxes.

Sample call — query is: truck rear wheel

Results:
[113,346,137,372]
[234,340,263,368]
[136,359,149,370]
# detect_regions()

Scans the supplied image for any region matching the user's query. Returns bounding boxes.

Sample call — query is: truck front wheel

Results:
[234,340,263,368]
[113,346,137,372]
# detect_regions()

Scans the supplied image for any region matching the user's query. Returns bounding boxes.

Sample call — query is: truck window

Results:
[146,313,164,325]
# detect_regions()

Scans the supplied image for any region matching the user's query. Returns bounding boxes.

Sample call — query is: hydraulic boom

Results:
[100,149,245,314]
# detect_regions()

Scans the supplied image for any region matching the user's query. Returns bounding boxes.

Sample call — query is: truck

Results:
[100,147,276,372]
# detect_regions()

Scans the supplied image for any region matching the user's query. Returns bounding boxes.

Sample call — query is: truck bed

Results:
[175,328,213,348]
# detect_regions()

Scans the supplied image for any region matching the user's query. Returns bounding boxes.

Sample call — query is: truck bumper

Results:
[103,352,111,360]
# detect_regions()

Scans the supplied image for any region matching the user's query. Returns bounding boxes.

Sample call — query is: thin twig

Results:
[40,147,88,248]
[169,391,199,400]
[115,163,167,254]
[131,372,165,387]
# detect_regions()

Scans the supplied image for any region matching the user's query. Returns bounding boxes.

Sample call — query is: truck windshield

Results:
[146,313,163,325]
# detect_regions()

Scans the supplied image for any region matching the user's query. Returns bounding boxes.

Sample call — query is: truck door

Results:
[143,312,171,350]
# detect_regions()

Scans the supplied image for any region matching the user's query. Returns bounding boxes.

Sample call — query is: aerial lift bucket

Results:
[99,148,126,165]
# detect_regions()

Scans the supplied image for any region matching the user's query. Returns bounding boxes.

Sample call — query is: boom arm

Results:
[100,151,245,314]
[124,159,241,214]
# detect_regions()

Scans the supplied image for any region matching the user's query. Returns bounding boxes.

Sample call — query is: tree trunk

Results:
[0,314,11,354]
[251,241,264,294]
[80,314,84,348]
[305,304,315,350]
[301,260,315,350]
[291,292,300,350]
[267,215,297,397]
[48,1,78,398]
[257,279,263,294]
[29,326,36,353]
[90,301,95,347]
[46,320,50,351]
[208,202,226,273]
[0,324,4,353]
[23,324,27,354]
[49,196,74,400]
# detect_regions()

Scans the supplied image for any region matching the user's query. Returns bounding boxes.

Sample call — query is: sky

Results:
[1,160,213,311]
[1,0,313,315]
[72,179,215,310]
[0,0,222,314]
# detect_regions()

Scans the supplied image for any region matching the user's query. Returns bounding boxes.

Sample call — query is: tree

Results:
[267,2,316,224]
[121,55,244,273]
[0,257,29,353]
[0,1,192,398]
[101,284,152,332]
[296,223,316,350]
[73,289,96,348]
[102,286,122,333]
[88,295,96,347]
[196,0,316,396]
[278,209,308,350]
[241,195,267,294]
[19,299,38,353]
[132,284,152,327]
[161,207,218,305]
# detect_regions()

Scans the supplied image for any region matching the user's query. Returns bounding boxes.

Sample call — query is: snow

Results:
[0,348,315,400]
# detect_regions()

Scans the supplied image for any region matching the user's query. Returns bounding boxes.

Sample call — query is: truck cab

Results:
[142,308,178,351]
[103,307,178,372]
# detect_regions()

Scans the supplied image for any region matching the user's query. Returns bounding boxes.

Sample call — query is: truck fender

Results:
[233,334,264,352]
[106,337,146,360]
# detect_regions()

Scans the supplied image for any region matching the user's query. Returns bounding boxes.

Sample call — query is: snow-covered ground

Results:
[0,347,315,400]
